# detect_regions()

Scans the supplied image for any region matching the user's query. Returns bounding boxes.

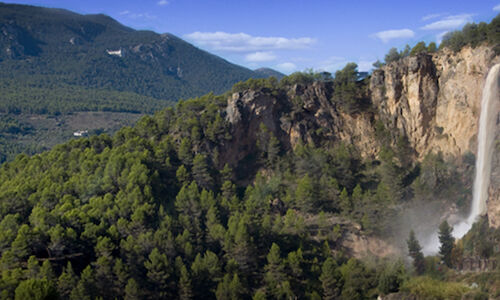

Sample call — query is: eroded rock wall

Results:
[225,45,500,228]
[371,46,500,160]
[225,81,378,173]
[372,45,500,228]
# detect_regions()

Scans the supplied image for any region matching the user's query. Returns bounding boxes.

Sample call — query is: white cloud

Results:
[436,31,449,43]
[317,56,347,72]
[119,10,130,15]
[372,29,415,43]
[275,62,297,73]
[126,12,157,20]
[421,14,473,30]
[245,51,276,62]
[157,0,169,6]
[184,31,316,52]
[422,13,445,21]
[494,4,500,11]
[357,60,375,72]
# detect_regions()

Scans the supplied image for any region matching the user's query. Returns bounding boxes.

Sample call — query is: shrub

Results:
[401,276,469,300]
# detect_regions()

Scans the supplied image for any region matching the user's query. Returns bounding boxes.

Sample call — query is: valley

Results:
[0,111,142,163]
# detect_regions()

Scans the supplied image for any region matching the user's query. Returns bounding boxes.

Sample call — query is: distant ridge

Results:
[0,2,270,113]
[253,68,285,80]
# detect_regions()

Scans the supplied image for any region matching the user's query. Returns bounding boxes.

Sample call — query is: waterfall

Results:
[422,63,500,254]
[453,63,500,239]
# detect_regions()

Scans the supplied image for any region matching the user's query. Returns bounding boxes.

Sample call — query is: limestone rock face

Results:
[342,230,399,258]
[488,88,500,228]
[225,45,500,230]
[224,90,287,174]
[371,46,499,160]
[432,46,499,159]
[372,46,500,228]
[371,53,438,157]
[224,82,378,174]
[488,186,500,228]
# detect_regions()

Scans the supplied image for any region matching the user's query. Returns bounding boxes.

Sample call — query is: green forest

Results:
[0,2,266,104]
[0,9,500,300]
[1,68,499,299]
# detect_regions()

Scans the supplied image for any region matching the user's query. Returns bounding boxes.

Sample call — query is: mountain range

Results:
[0,2,283,114]
[0,2,283,163]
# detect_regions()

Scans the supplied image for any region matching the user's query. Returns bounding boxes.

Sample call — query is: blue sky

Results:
[3,0,500,74]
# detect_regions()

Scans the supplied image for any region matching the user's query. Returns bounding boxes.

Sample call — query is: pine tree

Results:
[351,184,363,211]
[15,279,58,300]
[205,205,226,245]
[124,278,141,300]
[228,274,243,299]
[264,243,286,298]
[58,262,78,300]
[40,260,55,281]
[178,137,193,166]
[438,221,455,267]
[11,224,30,262]
[70,266,95,300]
[287,248,304,279]
[296,174,316,212]
[319,257,341,300]
[26,256,39,279]
[221,163,233,183]
[192,154,213,189]
[252,290,266,300]
[385,47,401,63]
[215,273,243,300]
[406,230,425,274]
[339,188,352,214]
[190,255,206,297]
[144,248,171,298]
[427,42,437,52]
[236,220,256,271]
[178,264,193,300]
[410,41,427,56]
[377,260,406,294]
[176,165,190,185]
[93,237,115,298]
[113,259,129,296]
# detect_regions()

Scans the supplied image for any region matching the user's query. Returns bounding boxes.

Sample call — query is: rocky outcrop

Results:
[227,46,499,166]
[457,256,497,272]
[0,21,42,58]
[371,53,438,157]
[223,89,288,174]
[342,231,399,258]
[372,45,500,229]
[371,46,500,160]
[433,46,500,160]
[225,45,500,229]
[488,103,500,228]
[224,82,379,175]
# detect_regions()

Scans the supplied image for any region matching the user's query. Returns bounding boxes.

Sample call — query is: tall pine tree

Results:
[406,230,425,274]
[438,221,455,267]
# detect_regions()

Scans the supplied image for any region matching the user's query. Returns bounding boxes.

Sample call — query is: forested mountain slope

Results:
[0,66,493,299]
[0,2,285,164]
[0,2,270,114]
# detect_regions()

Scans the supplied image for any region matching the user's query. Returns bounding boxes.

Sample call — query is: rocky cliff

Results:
[372,45,500,228]
[226,45,499,169]
[226,45,500,230]
[224,81,378,177]
[371,45,500,160]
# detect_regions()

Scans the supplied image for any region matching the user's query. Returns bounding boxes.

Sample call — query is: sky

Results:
[3,0,500,74]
